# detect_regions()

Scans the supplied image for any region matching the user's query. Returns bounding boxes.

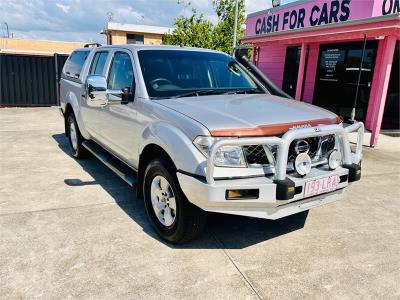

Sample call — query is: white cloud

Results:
[55,3,71,14]
[245,0,271,14]
[1,0,294,42]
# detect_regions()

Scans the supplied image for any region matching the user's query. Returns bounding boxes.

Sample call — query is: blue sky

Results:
[1,0,294,43]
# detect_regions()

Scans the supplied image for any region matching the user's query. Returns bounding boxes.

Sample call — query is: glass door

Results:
[382,41,399,130]
[282,46,301,98]
[313,41,378,122]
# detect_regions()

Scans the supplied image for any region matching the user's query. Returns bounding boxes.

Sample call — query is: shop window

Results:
[382,41,400,130]
[313,41,378,122]
[127,34,144,44]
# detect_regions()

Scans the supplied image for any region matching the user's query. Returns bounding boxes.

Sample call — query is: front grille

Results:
[242,135,336,168]
[288,135,335,163]
[243,145,270,165]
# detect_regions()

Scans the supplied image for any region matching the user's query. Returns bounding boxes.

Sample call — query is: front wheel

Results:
[143,158,206,243]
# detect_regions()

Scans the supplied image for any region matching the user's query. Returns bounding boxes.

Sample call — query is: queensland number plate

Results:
[304,175,339,198]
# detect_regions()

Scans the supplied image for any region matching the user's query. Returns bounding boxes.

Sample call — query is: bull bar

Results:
[206,122,364,184]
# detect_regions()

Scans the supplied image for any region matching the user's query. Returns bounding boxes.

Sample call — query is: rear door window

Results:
[63,50,89,79]
[89,51,109,76]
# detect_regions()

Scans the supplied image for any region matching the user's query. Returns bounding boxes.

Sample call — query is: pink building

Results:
[243,0,399,146]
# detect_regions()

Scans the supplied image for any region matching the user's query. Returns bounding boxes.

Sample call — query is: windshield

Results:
[138,50,265,98]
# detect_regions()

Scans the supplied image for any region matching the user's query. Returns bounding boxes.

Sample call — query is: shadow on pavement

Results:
[53,133,308,249]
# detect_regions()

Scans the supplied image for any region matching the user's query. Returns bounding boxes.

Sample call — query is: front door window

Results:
[108,52,134,93]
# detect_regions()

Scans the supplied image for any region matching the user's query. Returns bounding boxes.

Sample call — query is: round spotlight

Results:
[328,150,342,170]
[294,153,312,176]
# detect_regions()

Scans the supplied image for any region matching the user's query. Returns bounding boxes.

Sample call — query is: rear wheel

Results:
[66,113,88,159]
[143,158,206,243]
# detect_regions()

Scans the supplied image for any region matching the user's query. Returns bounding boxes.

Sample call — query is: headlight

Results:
[214,145,246,167]
[193,136,247,168]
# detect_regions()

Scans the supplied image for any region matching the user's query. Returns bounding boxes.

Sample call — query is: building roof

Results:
[0,38,85,55]
[103,22,173,35]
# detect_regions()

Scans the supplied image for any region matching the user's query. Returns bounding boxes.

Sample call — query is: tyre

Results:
[143,158,207,243]
[66,113,88,159]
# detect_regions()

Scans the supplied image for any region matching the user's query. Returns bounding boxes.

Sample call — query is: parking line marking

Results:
[212,232,263,300]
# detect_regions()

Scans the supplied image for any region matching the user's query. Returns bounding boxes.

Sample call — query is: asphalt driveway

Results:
[1,107,399,299]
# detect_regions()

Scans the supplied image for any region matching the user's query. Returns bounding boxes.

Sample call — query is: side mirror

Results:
[87,75,107,98]
[86,75,108,107]
[86,75,133,106]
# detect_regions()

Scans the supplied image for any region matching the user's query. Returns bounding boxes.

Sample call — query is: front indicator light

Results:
[294,153,312,176]
[328,150,342,170]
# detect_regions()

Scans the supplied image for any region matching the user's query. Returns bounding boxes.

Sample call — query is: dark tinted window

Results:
[107,52,134,91]
[127,34,144,44]
[138,50,260,98]
[89,51,108,75]
[63,50,89,79]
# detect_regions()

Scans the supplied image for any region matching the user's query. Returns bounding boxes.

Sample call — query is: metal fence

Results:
[0,53,68,106]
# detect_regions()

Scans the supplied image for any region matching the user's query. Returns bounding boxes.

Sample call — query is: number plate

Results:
[304,175,339,198]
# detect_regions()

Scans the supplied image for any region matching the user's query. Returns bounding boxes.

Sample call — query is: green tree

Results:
[163,0,246,54]
[162,7,214,49]
[213,0,245,54]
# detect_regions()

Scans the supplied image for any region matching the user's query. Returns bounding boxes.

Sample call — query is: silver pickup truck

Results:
[59,44,364,243]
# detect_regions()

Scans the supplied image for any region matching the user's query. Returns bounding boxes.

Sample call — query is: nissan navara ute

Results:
[59,44,364,243]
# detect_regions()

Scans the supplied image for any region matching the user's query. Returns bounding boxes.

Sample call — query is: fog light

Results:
[328,150,342,170]
[225,189,259,200]
[294,153,312,176]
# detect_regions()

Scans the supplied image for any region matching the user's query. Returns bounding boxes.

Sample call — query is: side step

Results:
[82,141,137,187]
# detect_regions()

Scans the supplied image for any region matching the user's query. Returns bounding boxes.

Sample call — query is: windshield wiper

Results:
[172,89,222,98]
[168,88,263,99]
[222,88,263,95]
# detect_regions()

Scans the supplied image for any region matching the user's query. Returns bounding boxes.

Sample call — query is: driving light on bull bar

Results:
[294,152,312,176]
[328,150,342,170]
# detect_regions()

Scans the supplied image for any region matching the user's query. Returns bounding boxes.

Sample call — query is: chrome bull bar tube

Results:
[206,122,364,184]
[344,121,364,164]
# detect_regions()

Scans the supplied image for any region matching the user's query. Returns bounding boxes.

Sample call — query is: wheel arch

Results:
[64,103,74,136]
[63,94,90,139]
[137,143,177,199]
[136,122,207,198]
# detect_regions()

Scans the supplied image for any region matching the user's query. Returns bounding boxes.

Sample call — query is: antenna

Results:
[3,22,10,38]
[106,12,114,22]
[178,0,190,15]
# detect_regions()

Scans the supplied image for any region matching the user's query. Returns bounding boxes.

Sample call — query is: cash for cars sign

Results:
[247,0,400,36]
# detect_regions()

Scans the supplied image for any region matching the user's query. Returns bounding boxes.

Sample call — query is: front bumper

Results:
[177,122,364,219]
[177,167,348,219]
